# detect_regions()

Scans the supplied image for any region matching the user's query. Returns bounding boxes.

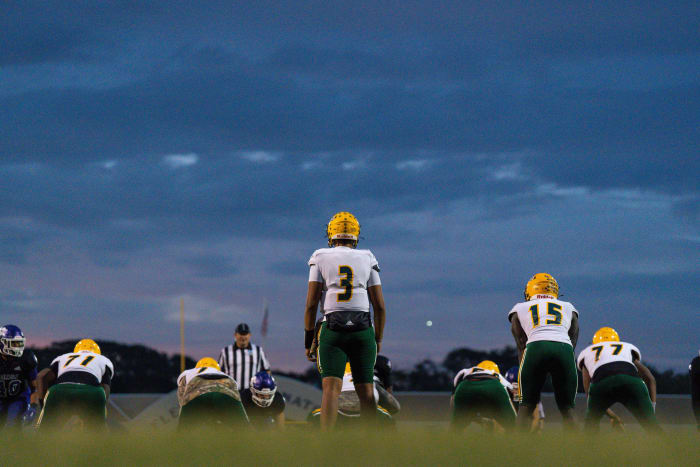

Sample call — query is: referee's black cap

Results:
[235,323,250,335]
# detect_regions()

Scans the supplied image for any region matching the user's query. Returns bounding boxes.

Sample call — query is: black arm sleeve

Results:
[374,355,392,389]
[691,356,700,427]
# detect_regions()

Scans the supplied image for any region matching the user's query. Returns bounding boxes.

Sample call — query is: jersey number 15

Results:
[529,302,563,327]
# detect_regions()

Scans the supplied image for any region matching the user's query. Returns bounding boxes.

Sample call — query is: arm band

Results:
[305,329,315,349]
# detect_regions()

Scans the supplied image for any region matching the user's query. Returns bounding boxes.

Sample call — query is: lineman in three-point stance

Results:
[450,360,517,432]
[578,327,660,433]
[177,357,248,429]
[34,339,114,431]
[304,212,387,430]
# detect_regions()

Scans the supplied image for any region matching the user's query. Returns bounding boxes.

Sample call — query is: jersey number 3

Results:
[338,266,354,302]
[529,302,563,327]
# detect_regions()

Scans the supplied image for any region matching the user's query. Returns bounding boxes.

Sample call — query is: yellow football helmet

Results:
[195,357,221,371]
[592,327,620,344]
[74,339,101,355]
[524,273,559,300]
[476,360,500,374]
[327,212,360,247]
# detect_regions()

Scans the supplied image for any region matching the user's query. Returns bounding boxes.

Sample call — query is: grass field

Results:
[5,426,699,466]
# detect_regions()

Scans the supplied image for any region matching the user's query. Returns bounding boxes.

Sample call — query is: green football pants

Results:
[585,374,660,433]
[519,340,577,410]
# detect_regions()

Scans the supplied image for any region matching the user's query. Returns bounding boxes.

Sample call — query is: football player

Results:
[577,327,661,433]
[177,357,248,429]
[307,362,395,428]
[450,360,516,433]
[34,339,114,431]
[304,212,387,430]
[692,350,700,431]
[240,371,286,430]
[0,325,38,429]
[508,273,579,430]
[374,355,400,414]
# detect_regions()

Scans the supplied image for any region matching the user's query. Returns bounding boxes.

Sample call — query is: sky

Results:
[1,2,698,373]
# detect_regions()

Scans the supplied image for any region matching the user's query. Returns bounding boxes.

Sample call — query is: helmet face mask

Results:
[250,371,277,408]
[524,273,559,300]
[326,212,360,248]
[0,325,25,357]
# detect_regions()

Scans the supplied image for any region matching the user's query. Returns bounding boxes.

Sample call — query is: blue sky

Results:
[1,2,698,372]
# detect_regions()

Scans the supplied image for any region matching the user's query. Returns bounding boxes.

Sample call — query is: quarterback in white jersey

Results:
[34,339,114,430]
[308,246,381,314]
[508,273,579,431]
[304,212,387,431]
[177,357,248,428]
[577,327,660,432]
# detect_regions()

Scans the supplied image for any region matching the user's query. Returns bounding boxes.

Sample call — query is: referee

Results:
[218,323,271,391]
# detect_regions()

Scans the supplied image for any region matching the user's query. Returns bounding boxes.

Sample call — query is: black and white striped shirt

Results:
[218,343,270,390]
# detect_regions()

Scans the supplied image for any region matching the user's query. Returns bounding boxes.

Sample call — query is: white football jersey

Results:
[308,246,381,314]
[508,295,578,345]
[51,351,114,384]
[453,367,512,391]
[177,367,233,387]
[577,341,641,378]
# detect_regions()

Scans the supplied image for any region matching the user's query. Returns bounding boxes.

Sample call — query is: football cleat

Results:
[250,371,277,408]
[524,273,559,300]
[476,360,500,375]
[592,327,620,344]
[195,357,221,371]
[74,338,101,355]
[0,324,26,357]
[327,212,360,247]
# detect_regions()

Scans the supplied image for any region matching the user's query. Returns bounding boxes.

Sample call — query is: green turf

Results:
[4,425,698,466]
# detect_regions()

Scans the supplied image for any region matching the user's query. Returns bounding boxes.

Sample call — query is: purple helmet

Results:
[0,325,25,357]
[250,371,276,407]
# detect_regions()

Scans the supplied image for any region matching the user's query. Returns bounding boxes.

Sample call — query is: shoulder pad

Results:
[308,248,327,266]
[22,350,38,369]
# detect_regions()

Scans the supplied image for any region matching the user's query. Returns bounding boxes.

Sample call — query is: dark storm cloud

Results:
[2,2,698,370]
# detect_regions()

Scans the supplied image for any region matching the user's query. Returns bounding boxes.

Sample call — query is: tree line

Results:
[29,341,691,394]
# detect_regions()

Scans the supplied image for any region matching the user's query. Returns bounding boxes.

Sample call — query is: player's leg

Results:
[486,380,517,430]
[37,384,72,431]
[450,381,477,432]
[318,323,348,430]
[348,327,378,425]
[549,342,578,430]
[584,379,613,432]
[517,343,548,430]
[74,385,108,431]
[4,398,29,430]
[619,375,662,433]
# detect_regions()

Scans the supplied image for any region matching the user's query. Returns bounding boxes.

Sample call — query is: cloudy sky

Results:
[2,2,698,372]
